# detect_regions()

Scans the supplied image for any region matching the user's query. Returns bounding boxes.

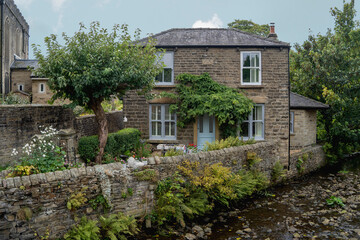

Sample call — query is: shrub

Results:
[78,128,141,163]
[165,148,184,157]
[64,216,100,240]
[133,169,158,182]
[204,136,255,151]
[271,160,287,182]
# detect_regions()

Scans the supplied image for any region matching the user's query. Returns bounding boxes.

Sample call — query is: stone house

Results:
[289,92,329,151]
[0,0,29,95]
[123,27,292,163]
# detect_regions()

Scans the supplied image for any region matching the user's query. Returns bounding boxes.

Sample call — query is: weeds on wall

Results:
[271,160,287,182]
[89,194,111,213]
[296,153,309,174]
[67,187,88,211]
[204,136,255,151]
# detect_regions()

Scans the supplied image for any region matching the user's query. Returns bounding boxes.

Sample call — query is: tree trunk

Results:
[90,99,108,164]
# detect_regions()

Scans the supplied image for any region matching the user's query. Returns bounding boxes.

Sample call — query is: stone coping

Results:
[0,141,274,189]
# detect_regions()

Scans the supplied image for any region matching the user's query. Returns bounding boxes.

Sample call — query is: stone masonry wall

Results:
[123,47,289,164]
[290,109,317,150]
[0,106,123,166]
[11,69,32,93]
[0,141,326,239]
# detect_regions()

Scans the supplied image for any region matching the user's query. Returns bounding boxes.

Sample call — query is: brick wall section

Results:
[0,141,326,239]
[0,106,124,166]
[11,69,32,93]
[290,109,317,150]
[0,105,74,166]
[75,111,124,138]
[123,47,289,163]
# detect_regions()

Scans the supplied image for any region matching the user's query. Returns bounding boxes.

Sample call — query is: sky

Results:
[14,0,360,59]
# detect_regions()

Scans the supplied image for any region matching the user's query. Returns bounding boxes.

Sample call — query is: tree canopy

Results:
[290,0,360,160]
[228,20,269,37]
[33,22,163,163]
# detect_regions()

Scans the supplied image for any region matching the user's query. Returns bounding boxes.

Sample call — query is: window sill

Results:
[147,139,180,144]
[238,85,264,89]
[154,85,176,89]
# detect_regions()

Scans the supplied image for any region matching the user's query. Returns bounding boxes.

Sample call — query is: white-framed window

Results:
[39,83,45,93]
[149,104,176,140]
[240,104,264,140]
[241,51,261,85]
[290,111,294,134]
[18,84,24,91]
[155,52,174,85]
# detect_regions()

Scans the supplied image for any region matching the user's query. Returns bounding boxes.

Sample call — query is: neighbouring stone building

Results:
[0,0,29,95]
[290,92,329,150]
[123,27,292,164]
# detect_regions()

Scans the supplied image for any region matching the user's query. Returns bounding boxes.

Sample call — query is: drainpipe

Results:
[288,47,291,170]
[0,0,3,97]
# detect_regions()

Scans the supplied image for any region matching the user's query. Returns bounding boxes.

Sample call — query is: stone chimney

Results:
[267,23,278,40]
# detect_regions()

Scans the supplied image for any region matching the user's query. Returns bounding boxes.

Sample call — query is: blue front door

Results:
[197,114,215,150]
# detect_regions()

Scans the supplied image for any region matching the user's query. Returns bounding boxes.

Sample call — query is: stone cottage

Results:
[0,0,29,95]
[123,27,291,164]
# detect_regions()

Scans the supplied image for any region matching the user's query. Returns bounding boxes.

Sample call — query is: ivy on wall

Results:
[161,73,254,137]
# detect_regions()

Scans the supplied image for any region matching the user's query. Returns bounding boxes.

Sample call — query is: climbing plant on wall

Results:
[162,73,254,137]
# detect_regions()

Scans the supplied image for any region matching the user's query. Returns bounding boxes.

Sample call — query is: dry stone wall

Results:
[0,141,328,239]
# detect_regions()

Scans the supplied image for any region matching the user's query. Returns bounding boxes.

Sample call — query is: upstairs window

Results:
[241,52,261,85]
[156,52,174,85]
[150,104,176,140]
[240,104,264,140]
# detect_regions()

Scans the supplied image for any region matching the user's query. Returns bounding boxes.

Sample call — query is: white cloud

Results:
[192,14,223,28]
[52,0,67,12]
[52,13,63,34]
[14,0,34,9]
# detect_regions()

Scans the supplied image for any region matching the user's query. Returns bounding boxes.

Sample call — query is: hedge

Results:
[78,128,141,162]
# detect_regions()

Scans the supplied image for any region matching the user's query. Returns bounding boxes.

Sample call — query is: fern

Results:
[99,212,139,240]
[64,216,100,240]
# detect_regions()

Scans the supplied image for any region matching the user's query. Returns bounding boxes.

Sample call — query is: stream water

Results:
[138,155,360,240]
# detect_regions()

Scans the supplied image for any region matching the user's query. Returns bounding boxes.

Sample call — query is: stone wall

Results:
[11,69,32,93]
[123,47,290,164]
[0,141,326,239]
[0,105,124,166]
[290,109,317,150]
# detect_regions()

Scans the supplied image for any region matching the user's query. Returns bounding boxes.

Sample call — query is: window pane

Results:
[152,122,162,136]
[165,105,170,120]
[240,122,249,137]
[250,69,259,83]
[243,53,250,67]
[251,54,259,67]
[199,116,203,133]
[209,116,213,133]
[253,122,263,138]
[253,106,263,121]
[155,72,163,82]
[243,69,250,83]
[164,68,172,83]
[165,122,176,136]
[152,106,161,120]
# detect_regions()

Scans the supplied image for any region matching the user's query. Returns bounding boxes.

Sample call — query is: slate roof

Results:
[290,92,329,109]
[10,59,39,70]
[137,28,290,48]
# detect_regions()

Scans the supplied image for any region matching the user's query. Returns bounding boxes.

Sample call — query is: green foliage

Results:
[271,160,287,182]
[6,165,39,178]
[290,0,360,160]
[16,207,33,221]
[99,212,139,240]
[326,196,345,208]
[133,169,158,182]
[228,19,270,37]
[126,140,152,160]
[33,22,162,163]
[78,128,141,163]
[64,216,100,240]
[246,152,262,168]
[163,73,253,136]
[0,93,30,104]
[164,148,184,157]
[154,173,211,227]
[75,98,123,116]
[67,187,88,211]
[89,194,111,212]
[296,156,305,174]
[204,136,255,151]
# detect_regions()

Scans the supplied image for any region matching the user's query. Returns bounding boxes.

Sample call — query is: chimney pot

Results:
[267,22,278,40]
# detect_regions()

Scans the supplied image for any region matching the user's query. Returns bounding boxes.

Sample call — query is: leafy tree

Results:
[228,20,269,37]
[290,0,360,161]
[33,22,162,163]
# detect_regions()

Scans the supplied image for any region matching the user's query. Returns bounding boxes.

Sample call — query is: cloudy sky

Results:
[14,0,359,59]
